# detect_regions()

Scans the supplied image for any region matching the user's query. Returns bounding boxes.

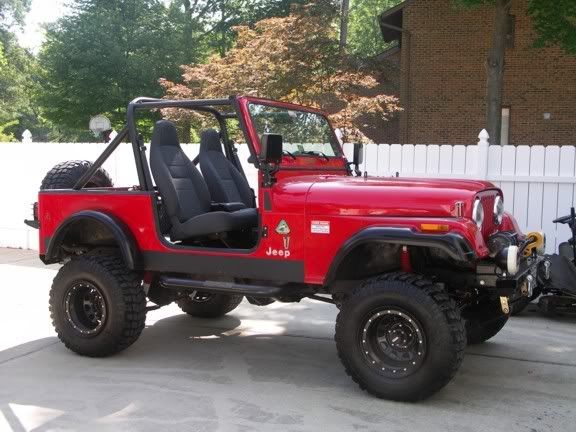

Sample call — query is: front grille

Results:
[480,193,497,239]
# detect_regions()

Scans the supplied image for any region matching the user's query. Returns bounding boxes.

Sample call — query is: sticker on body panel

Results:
[267,219,291,258]
[311,220,330,234]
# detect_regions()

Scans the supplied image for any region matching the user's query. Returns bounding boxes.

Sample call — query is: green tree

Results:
[166,0,213,64]
[0,0,61,142]
[0,0,31,30]
[0,32,40,140]
[188,0,308,57]
[161,2,400,142]
[528,0,576,54]
[35,0,317,139]
[347,0,401,57]
[37,0,186,133]
[458,0,575,145]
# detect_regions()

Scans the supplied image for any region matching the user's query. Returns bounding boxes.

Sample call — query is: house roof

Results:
[379,0,412,42]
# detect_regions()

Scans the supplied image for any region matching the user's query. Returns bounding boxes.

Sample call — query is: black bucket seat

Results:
[199,129,255,208]
[150,120,257,241]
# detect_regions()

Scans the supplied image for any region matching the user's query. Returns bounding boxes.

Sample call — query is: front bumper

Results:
[476,254,548,299]
[494,255,545,296]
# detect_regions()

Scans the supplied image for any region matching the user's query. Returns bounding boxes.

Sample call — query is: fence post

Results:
[477,129,490,179]
[22,129,32,144]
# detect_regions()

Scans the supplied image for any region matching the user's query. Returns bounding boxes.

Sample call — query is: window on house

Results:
[506,15,516,48]
[501,107,510,146]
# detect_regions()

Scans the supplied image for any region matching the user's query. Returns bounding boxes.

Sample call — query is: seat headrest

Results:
[151,120,180,147]
[200,129,222,153]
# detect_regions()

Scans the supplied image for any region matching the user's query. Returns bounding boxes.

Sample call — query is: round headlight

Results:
[493,195,504,225]
[472,198,484,228]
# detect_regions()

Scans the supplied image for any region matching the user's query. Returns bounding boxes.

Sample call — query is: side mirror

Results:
[260,134,283,165]
[353,143,363,166]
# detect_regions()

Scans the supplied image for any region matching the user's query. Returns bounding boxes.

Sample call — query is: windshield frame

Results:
[244,99,344,159]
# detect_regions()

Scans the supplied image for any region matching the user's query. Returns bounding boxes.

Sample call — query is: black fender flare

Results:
[44,210,141,269]
[325,226,477,285]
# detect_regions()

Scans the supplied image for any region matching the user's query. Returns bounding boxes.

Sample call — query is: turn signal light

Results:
[420,223,450,232]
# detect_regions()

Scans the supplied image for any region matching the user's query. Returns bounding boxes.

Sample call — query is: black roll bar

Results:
[126,97,240,191]
[74,97,244,192]
[73,126,129,190]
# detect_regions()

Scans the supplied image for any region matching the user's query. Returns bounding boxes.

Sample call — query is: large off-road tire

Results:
[335,272,465,401]
[49,254,147,357]
[464,299,509,345]
[40,160,113,190]
[177,292,243,318]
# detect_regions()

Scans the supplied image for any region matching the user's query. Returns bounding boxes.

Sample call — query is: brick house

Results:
[379,0,576,145]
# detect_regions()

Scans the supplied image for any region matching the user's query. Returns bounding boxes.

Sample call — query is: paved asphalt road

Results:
[0,248,575,432]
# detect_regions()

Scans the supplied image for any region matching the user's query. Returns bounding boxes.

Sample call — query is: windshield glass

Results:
[248,103,340,157]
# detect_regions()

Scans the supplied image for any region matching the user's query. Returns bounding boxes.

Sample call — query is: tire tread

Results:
[49,254,146,357]
[40,160,113,190]
[335,272,466,401]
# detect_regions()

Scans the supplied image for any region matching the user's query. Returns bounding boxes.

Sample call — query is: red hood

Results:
[274,175,500,218]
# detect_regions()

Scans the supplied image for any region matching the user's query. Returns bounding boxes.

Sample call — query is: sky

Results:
[16,0,70,52]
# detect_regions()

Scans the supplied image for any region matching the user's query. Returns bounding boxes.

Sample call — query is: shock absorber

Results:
[400,246,412,273]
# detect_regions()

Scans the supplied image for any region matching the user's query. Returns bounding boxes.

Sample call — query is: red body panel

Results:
[39,180,495,286]
[38,97,520,286]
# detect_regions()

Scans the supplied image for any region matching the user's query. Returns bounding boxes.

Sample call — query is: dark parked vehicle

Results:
[511,209,576,315]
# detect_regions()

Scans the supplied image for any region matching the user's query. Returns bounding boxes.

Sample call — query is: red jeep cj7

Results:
[28,96,548,401]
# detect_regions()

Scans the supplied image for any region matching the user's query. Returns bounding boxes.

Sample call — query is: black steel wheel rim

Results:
[64,281,107,335]
[189,291,213,303]
[360,308,427,378]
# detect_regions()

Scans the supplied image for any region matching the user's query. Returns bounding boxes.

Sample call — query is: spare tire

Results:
[40,160,113,190]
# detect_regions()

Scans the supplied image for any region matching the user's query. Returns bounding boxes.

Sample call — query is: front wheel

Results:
[335,272,465,401]
[49,254,147,357]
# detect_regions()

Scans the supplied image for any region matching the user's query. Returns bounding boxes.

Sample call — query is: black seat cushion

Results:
[150,120,257,241]
[173,208,258,239]
[199,129,254,208]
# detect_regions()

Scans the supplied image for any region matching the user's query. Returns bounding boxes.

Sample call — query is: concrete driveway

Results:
[0,248,575,432]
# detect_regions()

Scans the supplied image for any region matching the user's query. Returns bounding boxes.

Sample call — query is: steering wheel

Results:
[553,214,573,224]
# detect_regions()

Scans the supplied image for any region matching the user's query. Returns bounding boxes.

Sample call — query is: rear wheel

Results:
[177,292,243,318]
[335,272,465,401]
[40,160,113,190]
[49,254,146,357]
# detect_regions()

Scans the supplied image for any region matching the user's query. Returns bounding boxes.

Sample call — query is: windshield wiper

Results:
[283,150,296,160]
[302,150,330,161]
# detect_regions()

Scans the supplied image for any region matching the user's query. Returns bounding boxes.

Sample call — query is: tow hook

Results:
[499,296,510,314]
[542,259,551,280]
[520,274,535,298]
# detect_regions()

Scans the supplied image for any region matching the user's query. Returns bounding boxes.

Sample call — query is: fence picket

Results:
[526,146,545,233]
[464,146,477,176]
[556,146,576,250]
[401,144,415,174]
[499,146,517,214]
[390,144,403,176]
[487,146,502,187]
[439,145,453,174]
[512,146,531,232]
[426,145,440,174]
[377,144,391,176]
[413,145,427,174]
[452,146,466,175]
[542,147,561,252]
[365,144,379,176]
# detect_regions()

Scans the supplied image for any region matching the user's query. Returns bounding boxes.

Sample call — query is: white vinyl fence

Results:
[1,129,575,252]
